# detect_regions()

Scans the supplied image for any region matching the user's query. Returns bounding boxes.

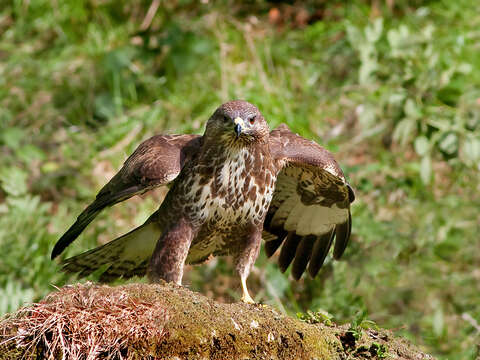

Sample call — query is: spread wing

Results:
[51,134,202,259]
[264,124,355,280]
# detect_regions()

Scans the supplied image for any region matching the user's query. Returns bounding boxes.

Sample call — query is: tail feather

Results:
[61,222,161,282]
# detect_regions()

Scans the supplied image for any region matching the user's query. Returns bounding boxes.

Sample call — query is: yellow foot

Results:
[241,292,255,304]
[240,274,255,303]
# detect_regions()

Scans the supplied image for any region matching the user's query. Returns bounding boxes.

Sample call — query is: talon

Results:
[241,292,255,304]
[240,275,255,304]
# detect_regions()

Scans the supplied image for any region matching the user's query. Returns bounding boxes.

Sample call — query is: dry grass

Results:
[0,282,434,359]
[0,283,168,360]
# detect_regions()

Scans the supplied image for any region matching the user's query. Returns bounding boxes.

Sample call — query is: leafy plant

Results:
[297,309,334,326]
[370,342,389,359]
[347,310,379,341]
[346,7,480,183]
[1,2,478,359]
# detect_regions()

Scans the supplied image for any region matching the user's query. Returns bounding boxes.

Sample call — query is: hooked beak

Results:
[234,117,244,138]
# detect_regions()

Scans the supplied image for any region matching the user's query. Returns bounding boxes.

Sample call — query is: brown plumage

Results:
[53,100,354,303]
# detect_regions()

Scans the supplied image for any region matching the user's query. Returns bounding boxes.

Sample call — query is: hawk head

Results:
[205,100,269,146]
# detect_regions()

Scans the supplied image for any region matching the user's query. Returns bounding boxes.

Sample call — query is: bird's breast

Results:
[183,148,276,228]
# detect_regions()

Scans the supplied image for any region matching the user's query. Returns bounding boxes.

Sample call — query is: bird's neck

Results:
[198,138,269,164]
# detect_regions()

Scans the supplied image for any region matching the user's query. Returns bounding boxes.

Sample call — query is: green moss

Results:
[1,283,433,359]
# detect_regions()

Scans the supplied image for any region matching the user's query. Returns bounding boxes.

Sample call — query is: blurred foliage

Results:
[1,0,479,358]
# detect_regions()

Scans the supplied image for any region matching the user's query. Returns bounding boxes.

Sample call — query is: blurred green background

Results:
[1,0,479,358]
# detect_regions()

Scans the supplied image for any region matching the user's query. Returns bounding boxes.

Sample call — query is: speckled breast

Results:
[183,148,277,262]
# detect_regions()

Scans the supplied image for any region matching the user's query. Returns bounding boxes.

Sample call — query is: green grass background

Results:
[1,1,479,358]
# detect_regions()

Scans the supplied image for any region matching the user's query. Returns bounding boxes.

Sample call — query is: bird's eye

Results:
[249,116,256,125]
[223,115,229,122]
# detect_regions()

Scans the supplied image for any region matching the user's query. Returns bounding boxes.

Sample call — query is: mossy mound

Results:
[0,282,434,359]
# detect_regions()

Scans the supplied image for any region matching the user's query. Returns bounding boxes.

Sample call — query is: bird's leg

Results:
[240,273,255,304]
[235,228,262,304]
[147,218,194,285]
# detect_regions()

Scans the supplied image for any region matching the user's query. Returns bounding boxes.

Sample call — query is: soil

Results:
[0,282,435,360]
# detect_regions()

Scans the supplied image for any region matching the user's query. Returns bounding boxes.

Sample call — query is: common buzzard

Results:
[52,100,354,303]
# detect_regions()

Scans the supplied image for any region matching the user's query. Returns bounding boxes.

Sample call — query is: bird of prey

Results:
[52,100,354,303]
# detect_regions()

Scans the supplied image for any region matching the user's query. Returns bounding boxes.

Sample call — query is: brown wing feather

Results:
[51,134,202,259]
[307,228,335,277]
[278,233,301,273]
[291,235,316,280]
[264,124,354,279]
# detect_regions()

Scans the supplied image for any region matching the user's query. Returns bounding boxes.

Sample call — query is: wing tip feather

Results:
[278,232,301,273]
[307,228,335,278]
[291,235,316,280]
[332,211,352,260]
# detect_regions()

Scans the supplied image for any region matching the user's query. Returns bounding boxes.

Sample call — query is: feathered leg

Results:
[234,228,262,304]
[147,218,194,285]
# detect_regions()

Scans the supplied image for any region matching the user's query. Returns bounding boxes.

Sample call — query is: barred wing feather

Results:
[265,124,355,279]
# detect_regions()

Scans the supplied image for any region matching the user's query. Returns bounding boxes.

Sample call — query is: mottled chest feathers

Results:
[193,148,276,224]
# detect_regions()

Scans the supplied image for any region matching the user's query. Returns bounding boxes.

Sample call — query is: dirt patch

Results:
[0,282,434,359]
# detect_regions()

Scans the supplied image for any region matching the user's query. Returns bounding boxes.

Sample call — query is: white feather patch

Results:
[284,198,306,231]
[296,202,317,234]
[273,189,349,236]
[296,203,349,236]
[271,194,297,227]
[123,223,161,260]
